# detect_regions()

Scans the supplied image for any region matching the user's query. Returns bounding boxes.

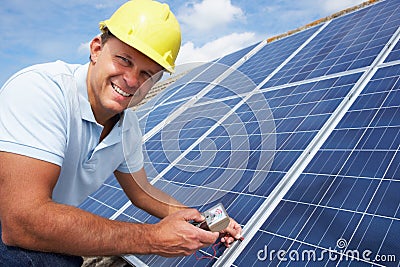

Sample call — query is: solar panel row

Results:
[79,0,400,266]
[233,61,400,267]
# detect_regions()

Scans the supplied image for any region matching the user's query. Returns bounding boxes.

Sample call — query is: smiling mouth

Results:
[112,82,133,97]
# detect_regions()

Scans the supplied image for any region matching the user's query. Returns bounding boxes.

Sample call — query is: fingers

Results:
[220,218,243,247]
[155,209,243,256]
[174,208,205,223]
[223,218,242,238]
[152,209,219,257]
[196,227,220,246]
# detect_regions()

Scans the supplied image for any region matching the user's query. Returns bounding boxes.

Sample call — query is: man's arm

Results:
[116,168,243,246]
[0,152,218,257]
[114,168,186,218]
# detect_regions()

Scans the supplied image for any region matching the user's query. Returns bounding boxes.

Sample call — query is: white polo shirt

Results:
[0,61,144,206]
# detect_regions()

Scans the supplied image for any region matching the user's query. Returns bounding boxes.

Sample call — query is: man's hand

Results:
[149,209,219,257]
[219,218,243,247]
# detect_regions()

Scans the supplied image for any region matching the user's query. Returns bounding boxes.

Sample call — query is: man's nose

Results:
[124,68,141,89]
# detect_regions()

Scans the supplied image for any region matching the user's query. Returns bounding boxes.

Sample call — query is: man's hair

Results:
[100,27,115,45]
[90,28,114,62]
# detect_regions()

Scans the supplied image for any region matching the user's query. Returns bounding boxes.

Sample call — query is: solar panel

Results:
[79,0,400,266]
[232,61,400,267]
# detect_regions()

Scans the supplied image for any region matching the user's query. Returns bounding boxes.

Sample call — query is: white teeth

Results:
[112,83,132,97]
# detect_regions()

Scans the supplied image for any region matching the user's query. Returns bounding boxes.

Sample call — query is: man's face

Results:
[88,36,163,122]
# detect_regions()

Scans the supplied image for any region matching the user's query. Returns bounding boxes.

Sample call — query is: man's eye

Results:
[116,56,131,66]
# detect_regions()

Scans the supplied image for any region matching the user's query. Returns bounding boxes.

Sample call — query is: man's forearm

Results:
[2,201,156,256]
[115,170,187,219]
[137,185,187,218]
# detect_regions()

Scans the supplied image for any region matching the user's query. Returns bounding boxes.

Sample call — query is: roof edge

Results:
[267,0,381,43]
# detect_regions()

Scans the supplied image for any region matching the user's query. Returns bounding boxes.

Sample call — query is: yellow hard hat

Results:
[99,0,181,73]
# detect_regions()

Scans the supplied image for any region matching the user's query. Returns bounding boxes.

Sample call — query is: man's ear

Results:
[89,36,102,64]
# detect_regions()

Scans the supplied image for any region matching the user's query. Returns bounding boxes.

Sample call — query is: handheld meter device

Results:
[192,203,230,232]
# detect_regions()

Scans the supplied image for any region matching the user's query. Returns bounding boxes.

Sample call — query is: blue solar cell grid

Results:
[142,96,270,196]
[136,62,234,127]
[236,26,321,86]
[142,72,361,195]
[234,63,400,266]
[154,63,225,104]
[79,175,129,219]
[217,42,259,67]
[265,0,400,88]
[138,99,185,132]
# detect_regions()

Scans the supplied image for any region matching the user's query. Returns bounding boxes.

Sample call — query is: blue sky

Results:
[0,0,366,85]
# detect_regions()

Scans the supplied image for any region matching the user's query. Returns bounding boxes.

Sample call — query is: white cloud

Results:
[78,41,91,55]
[177,0,244,32]
[176,32,257,65]
[318,0,366,14]
[95,4,107,9]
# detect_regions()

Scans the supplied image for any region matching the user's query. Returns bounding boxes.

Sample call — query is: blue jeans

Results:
[0,223,83,267]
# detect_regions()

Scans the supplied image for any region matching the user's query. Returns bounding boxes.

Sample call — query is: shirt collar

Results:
[74,63,96,123]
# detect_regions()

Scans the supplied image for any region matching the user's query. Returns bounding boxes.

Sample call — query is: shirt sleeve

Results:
[0,70,67,166]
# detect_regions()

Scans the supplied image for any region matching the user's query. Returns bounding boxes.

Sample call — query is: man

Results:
[0,0,242,266]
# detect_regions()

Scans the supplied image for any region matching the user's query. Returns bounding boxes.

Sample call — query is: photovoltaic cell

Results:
[78,0,400,266]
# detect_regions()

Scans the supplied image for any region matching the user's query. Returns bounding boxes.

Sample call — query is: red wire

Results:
[194,241,221,260]
[193,234,244,261]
